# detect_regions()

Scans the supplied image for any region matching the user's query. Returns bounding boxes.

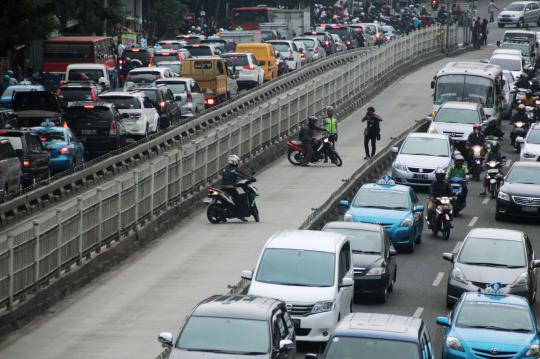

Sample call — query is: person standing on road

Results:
[481,18,489,46]
[488,0,500,23]
[299,116,327,166]
[361,106,382,159]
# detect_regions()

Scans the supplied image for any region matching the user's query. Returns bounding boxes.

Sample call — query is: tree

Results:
[146,0,188,40]
[56,0,127,35]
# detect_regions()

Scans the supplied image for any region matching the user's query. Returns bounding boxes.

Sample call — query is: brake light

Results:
[59,80,65,86]
[23,160,30,167]
[118,58,124,65]
[187,91,193,103]
[0,131,7,134]
[148,54,154,67]
[131,48,140,52]
[56,89,61,96]
[159,101,166,110]
[311,31,317,35]
[300,52,305,58]
[164,41,172,44]
[162,52,170,56]
[205,97,217,106]
[84,105,95,109]
[243,65,255,70]
[63,121,68,128]
[90,88,96,102]
[192,44,200,48]
[59,147,70,154]
[40,137,47,142]
[324,41,329,46]
[110,120,118,135]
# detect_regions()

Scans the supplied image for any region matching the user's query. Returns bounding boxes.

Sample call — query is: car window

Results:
[143,97,153,108]
[28,134,43,152]
[98,96,141,109]
[275,312,287,338]
[0,136,22,151]
[525,235,533,259]
[191,82,202,93]
[272,318,282,347]
[217,60,224,74]
[0,142,14,160]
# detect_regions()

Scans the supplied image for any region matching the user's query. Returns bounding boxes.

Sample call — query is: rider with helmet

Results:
[467,124,485,146]
[484,118,504,138]
[521,89,536,107]
[428,168,453,220]
[447,153,469,203]
[221,154,251,220]
[513,104,529,123]
[480,141,504,196]
[516,72,531,89]
[298,116,327,166]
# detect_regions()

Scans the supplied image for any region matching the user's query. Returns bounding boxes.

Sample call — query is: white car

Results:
[293,37,325,61]
[518,124,540,160]
[156,78,205,117]
[488,53,523,80]
[498,1,540,28]
[293,40,310,65]
[221,52,264,89]
[391,133,453,187]
[428,101,487,145]
[331,34,347,52]
[266,40,303,71]
[98,91,159,138]
[124,66,176,90]
[156,61,182,76]
[243,230,354,342]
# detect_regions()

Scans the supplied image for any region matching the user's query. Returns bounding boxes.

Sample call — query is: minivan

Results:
[236,43,278,81]
[242,230,354,342]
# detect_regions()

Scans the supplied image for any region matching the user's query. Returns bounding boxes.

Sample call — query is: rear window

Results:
[140,90,159,102]
[122,50,151,65]
[58,88,93,101]
[35,130,66,142]
[158,42,182,50]
[126,71,161,83]
[156,82,187,94]
[194,60,213,69]
[271,43,291,52]
[67,69,104,83]
[222,55,249,67]
[186,46,212,57]
[98,96,141,109]
[0,135,23,151]
[298,39,315,49]
[0,142,15,160]
[153,53,178,63]
[65,107,114,123]
[177,36,202,45]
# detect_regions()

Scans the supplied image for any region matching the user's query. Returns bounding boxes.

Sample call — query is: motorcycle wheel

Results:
[207,204,224,224]
[332,152,343,167]
[251,203,260,223]
[490,184,496,199]
[431,227,439,236]
[443,226,451,240]
[287,149,303,166]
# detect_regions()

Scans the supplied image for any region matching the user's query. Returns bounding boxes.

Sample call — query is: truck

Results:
[231,6,311,37]
[268,8,311,39]
[180,57,231,108]
[219,30,263,46]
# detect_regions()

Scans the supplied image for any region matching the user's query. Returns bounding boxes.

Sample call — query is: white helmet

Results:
[454,153,464,161]
[228,154,240,165]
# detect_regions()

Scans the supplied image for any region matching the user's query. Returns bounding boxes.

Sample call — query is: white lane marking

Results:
[482,197,490,205]
[413,307,424,318]
[432,272,445,287]
[468,216,478,227]
[452,241,462,254]
[505,159,512,167]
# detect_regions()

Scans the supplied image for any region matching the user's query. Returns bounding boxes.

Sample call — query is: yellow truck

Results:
[181,56,230,107]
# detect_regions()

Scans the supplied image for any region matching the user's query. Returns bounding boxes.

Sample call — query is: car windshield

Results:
[506,3,525,11]
[434,108,480,124]
[352,189,410,210]
[65,107,114,123]
[176,316,269,354]
[325,336,420,359]
[271,43,291,52]
[507,166,540,184]
[327,27,350,38]
[489,57,522,72]
[400,137,449,157]
[435,75,495,108]
[456,302,533,332]
[186,47,212,57]
[256,248,335,287]
[158,42,182,50]
[68,69,103,83]
[222,55,249,67]
[35,131,65,142]
[501,43,530,57]
[58,88,93,101]
[98,96,141,110]
[157,82,186,94]
[126,72,161,84]
[527,130,540,144]
[458,237,526,267]
[157,62,181,74]
[504,33,535,42]
[323,228,382,253]
[1,86,40,98]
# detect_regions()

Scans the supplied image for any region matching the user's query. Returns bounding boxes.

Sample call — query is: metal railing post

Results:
[55,208,62,277]
[7,234,13,310]
[33,220,40,284]
[77,196,83,264]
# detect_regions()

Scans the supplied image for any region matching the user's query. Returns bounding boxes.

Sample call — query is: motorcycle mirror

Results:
[430,80,435,89]
[496,40,501,47]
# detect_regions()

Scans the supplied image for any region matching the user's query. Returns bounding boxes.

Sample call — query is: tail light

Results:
[300,53,305,59]
[242,65,255,70]
[40,137,47,142]
[84,105,95,109]
[324,41,329,46]
[59,80,65,86]
[148,54,154,67]
[187,91,193,103]
[63,121,68,128]
[118,58,124,65]
[159,101,166,110]
[90,88,96,102]
[56,89,61,96]
[23,160,30,167]
[59,147,70,154]
[205,97,217,106]
[110,120,118,135]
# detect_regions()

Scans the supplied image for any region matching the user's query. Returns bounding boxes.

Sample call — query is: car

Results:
[137,84,181,128]
[183,44,222,57]
[175,34,205,45]
[502,70,516,119]
[496,161,540,220]
[339,177,424,252]
[499,41,536,68]
[98,91,160,138]
[443,227,539,308]
[330,34,347,52]
[65,63,111,90]
[322,221,397,303]
[323,24,356,49]
[153,49,187,65]
[437,289,540,359]
[157,294,296,359]
[0,129,50,187]
[31,124,84,172]
[0,84,45,109]
[155,39,187,51]
[120,47,154,67]
[427,101,487,152]
[504,29,537,45]
[293,40,310,65]
[293,37,325,62]
[12,90,64,127]
[488,53,523,80]
[0,139,21,199]
[391,133,453,187]
[265,40,303,71]
[56,81,100,108]
[304,31,336,54]
[156,61,182,76]
[242,229,354,342]
[155,78,205,118]
[357,23,385,46]
[64,102,128,156]
[382,25,399,41]
[498,1,540,28]
[307,313,434,359]
[261,29,280,41]
[221,53,265,89]
[124,67,176,88]
[518,124,540,160]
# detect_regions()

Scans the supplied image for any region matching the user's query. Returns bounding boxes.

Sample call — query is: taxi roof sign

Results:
[377,175,396,186]
[480,282,506,296]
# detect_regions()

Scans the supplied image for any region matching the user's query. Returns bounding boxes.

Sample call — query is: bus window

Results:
[44,43,93,62]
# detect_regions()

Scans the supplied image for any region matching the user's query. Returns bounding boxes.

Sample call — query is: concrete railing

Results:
[0,25,458,312]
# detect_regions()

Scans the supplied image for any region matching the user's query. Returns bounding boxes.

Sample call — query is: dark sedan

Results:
[443,227,540,308]
[496,161,540,221]
[322,221,397,303]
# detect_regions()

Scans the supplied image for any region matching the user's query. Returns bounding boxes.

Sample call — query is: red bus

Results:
[231,7,276,30]
[42,36,116,89]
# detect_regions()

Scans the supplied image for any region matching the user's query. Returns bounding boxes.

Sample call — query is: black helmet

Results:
[435,168,446,181]
[308,116,318,124]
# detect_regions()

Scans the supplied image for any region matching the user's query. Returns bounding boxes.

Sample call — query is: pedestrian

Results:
[472,17,481,49]
[488,0,500,23]
[324,106,338,162]
[361,106,382,159]
[481,18,489,46]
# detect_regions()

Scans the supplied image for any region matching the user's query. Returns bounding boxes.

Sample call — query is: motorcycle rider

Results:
[513,103,529,123]
[221,154,251,220]
[299,116,327,166]
[447,153,468,204]
[484,118,504,138]
[466,123,485,162]
[530,78,540,93]
[324,106,338,162]
[427,168,453,223]
[516,72,530,89]
[521,90,536,107]
[480,142,504,196]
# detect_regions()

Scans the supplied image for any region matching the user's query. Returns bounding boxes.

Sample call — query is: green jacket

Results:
[447,164,467,179]
[325,116,337,134]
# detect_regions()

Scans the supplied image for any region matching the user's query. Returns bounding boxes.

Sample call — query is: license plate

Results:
[81,129,96,135]
[522,206,537,213]
[413,174,428,179]
[292,319,301,329]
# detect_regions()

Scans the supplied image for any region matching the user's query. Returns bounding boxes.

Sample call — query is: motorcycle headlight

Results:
[526,344,540,357]
[344,213,353,222]
[472,146,482,154]
[400,217,413,227]
[516,121,525,128]
[428,124,438,134]
[511,272,528,288]
[523,152,536,158]
[498,191,510,201]
[450,267,468,284]
[394,162,407,171]
[311,300,335,314]
[446,336,464,352]
[366,267,386,276]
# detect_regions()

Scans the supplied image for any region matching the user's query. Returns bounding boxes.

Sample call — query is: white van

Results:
[242,230,353,342]
[65,63,110,90]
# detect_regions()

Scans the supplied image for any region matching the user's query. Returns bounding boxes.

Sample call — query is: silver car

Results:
[427,101,486,145]
[391,133,453,186]
[156,78,205,118]
[498,1,540,28]
[0,139,21,200]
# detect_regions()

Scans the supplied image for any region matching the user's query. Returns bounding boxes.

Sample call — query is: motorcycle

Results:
[449,177,466,215]
[427,196,453,240]
[287,135,343,166]
[510,119,530,151]
[468,144,485,181]
[484,160,505,199]
[514,87,529,108]
[205,177,259,223]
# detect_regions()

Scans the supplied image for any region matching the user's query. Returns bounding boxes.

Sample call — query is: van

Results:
[181,56,230,107]
[65,64,110,90]
[306,313,434,359]
[242,230,354,342]
[236,43,278,81]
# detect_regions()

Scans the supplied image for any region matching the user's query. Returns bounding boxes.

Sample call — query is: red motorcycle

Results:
[287,135,343,166]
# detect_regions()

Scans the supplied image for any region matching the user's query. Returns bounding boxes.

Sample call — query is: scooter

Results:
[449,177,466,215]
[468,144,485,181]
[287,135,343,167]
[427,196,453,240]
[485,160,505,198]
[510,119,530,151]
[205,177,259,223]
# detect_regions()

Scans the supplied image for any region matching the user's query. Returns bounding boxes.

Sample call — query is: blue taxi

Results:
[339,176,424,252]
[437,284,540,359]
[31,124,85,173]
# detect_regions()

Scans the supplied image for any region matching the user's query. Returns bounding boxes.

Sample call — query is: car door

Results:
[531,2,540,23]
[4,142,21,191]
[337,241,353,316]
[190,81,205,112]
[383,231,396,284]
[525,235,537,294]
[411,190,423,234]
[27,133,49,179]
[524,3,534,23]
[0,142,12,192]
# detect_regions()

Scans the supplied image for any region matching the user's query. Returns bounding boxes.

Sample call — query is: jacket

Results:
[324,116,337,134]
[467,132,485,146]
[447,164,467,179]
[430,180,452,197]
[362,113,382,136]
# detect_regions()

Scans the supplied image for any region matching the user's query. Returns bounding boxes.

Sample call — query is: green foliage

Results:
[56,0,127,35]
[146,0,188,39]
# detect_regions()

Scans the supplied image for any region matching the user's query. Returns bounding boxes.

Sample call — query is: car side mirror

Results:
[339,200,350,207]
[241,270,253,280]
[496,40,501,47]
[442,252,454,262]
[436,316,450,327]
[279,339,294,351]
[158,332,173,347]
[340,277,354,288]
[389,246,397,256]
[415,204,424,212]
[391,146,399,154]
[532,260,540,268]
[430,80,435,89]
[305,354,318,359]
[121,112,130,119]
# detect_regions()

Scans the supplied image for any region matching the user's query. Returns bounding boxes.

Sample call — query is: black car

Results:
[322,221,397,303]
[0,129,50,187]
[56,81,100,108]
[120,47,153,67]
[496,161,540,220]
[64,102,128,156]
[138,85,181,129]
[443,227,540,308]
[157,294,296,359]
[12,91,63,127]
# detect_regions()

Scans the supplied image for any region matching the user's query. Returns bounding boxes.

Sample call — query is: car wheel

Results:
[144,124,149,138]
[388,269,396,292]
[376,287,388,303]
[498,23,504,28]
[518,18,525,27]
[446,296,454,309]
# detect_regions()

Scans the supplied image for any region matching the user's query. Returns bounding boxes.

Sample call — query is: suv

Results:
[12,91,63,127]
[0,139,21,198]
[265,40,303,71]
[137,85,181,128]
[498,1,540,28]
[184,44,222,57]
[125,67,176,88]
[64,102,128,156]
[307,313,434,359]
[155,78,205,118]
[303,31,336,54]
[157,295,296,359]
[98,91,160,138]
[120,47,154,67]
[221,53,265,89]
[0,129,50,187]
[57,81,100,108]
